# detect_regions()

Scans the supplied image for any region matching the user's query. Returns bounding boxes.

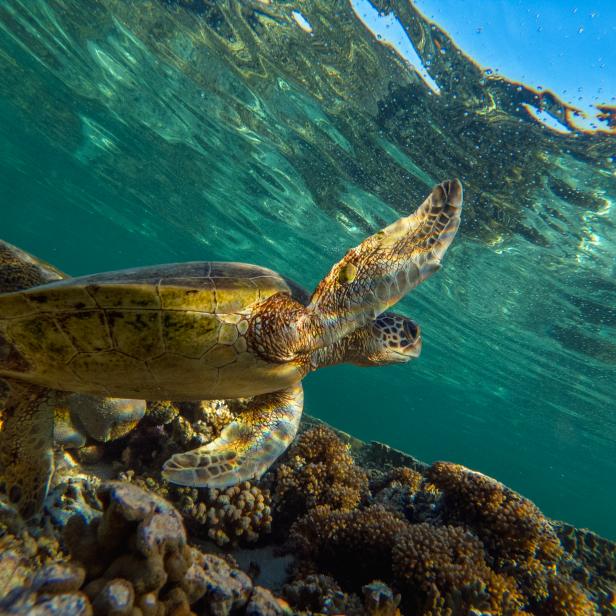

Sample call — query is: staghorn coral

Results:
[391,523,526,615]
[426,462,564,568]
[273,426,368,522]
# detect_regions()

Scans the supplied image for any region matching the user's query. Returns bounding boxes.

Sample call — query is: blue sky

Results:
[350,0,616,130]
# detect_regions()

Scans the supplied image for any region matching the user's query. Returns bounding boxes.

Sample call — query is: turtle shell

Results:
[0,240,64,292]
[0,262,304,400]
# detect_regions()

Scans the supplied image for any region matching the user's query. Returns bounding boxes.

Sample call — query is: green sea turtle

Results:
[0,243,147,447]
[0,179,462,517]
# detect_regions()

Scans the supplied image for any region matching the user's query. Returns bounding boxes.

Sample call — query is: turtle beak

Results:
[401,320,422,360]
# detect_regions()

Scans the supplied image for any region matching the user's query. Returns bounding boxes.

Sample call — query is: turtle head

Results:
[310,311,422,369]
[347,312,422,366]
[307,180,462,346]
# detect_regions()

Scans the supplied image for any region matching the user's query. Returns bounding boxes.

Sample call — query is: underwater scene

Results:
[0,1,615,614]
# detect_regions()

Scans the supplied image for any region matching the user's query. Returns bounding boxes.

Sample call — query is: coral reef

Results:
[111,400,236,477]
[1,480,288,615]
[118,472,272,548]
[272,425,368,522]
[392,523,525,615]
[287,504,527,614]
[369,465,427,519]
[277,432,611,615]
[361,581,402,616]
[175,482,272,546]
[282,574,400,616]
[0,505,80,614]
[553,522,616,614]
[288,504,407,588]
[426,462,564,568]
[534,574,598,616]
[2,415,614,616]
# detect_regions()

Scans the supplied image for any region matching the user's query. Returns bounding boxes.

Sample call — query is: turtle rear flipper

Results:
[162,384,303,488]
[0,378,54,518]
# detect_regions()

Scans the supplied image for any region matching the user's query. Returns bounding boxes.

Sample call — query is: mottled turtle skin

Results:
[0,179,463,517]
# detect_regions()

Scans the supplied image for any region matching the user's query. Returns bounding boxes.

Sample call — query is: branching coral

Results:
[362,581,402,616]
[426,462,563,568]
[176,481,272,546]
[118,472,272,547]
[283,574,363,615]
[287,503,532,615]
[370,466,426,519]
[370,466,424,495]
[554,522,616,613]
[391,523,526,615]
[273,426,368,521]
[283,458,611,615]
[282,575,400,616]
[118,399,236,475]
[288,504,408,588]
[532,574,598,616]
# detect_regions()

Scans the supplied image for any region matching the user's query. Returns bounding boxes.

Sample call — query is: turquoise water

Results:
[0,0,615,539]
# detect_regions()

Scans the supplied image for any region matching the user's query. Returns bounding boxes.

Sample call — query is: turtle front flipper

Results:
[248,180,462,360]
[162,384,303,488]
[310,179,462,346]
[0,378,54,518]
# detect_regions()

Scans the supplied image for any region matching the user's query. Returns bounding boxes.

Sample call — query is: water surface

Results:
[0,0,614,537]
